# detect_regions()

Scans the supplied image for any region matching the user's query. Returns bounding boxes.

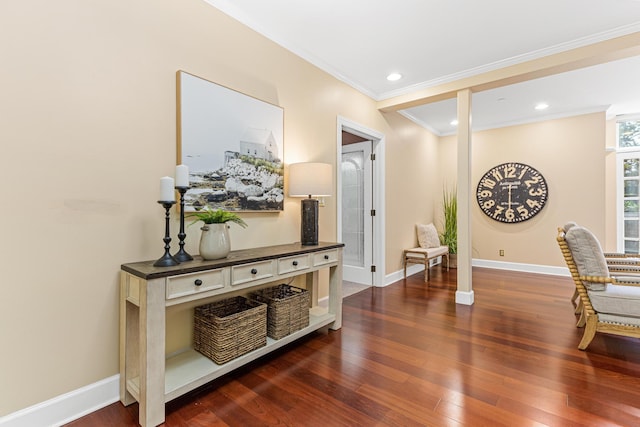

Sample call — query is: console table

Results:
[119,242,343,427]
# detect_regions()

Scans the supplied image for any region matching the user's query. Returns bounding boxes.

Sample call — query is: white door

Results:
[341,141,373,284]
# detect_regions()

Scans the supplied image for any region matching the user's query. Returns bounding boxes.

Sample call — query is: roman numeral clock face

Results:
[476,163,548,223]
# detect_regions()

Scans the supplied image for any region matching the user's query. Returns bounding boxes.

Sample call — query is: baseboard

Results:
[472,259,570,276]
[384,256,448,286]
[0,375,119,427]
[384,263,425,286]
[455,290,475,305]
[387,258,569,286]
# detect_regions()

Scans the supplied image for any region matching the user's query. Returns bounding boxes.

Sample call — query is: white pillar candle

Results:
[175,164,189,187]
[159,176,175,201]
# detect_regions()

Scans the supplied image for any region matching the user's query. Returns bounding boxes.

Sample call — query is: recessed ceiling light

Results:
[386,73,402,81]
[450,119,458,126]
[535,103,549,111]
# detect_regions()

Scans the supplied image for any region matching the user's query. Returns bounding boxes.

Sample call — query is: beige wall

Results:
[439,112,608,266]
[0,0,615,418]
[382,113,441,272]
[0,0,437,415]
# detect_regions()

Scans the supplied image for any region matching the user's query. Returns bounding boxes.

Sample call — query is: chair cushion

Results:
[562,221,578,232]
[417,223,441,248]
[564,225,609,291]
[405,246,449,259]
[588,283,640,319]
[606,257,640,265]
[598,313,640,327]
[609,265,640,276]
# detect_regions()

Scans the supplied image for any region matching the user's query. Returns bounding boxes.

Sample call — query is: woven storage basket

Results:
[250,284,310,340]
[194,296,267,365]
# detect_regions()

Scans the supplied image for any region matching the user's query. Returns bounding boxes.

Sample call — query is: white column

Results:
[456,89,474,305]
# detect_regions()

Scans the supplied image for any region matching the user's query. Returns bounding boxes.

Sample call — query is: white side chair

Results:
[403,223,449,282]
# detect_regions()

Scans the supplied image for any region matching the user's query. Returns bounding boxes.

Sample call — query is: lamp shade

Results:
[289,162,332,197]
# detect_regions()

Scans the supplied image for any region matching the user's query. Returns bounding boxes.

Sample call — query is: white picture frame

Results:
[177,70,284,212]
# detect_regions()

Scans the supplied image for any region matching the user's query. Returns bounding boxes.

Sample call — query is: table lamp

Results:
[289,162,332,245]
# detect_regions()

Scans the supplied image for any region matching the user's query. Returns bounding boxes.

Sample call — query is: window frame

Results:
[616,114,640,152]
[618,151,640,253]
[616,115,640,253]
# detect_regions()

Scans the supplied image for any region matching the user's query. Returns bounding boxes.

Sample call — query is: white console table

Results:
[120,242,344,427]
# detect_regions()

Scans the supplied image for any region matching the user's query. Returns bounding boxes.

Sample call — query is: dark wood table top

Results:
[121,241,344,279]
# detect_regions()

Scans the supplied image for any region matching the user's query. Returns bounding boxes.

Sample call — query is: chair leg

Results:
[576,307,586,328]
[444,253,450,272]
[574,298,583,315]
[403,253,407,279]
[571,287,578,303]
[425,258,429,282]
[578,316,598,350]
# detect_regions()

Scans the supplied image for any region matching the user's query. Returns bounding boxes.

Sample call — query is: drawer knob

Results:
[293,261,299,266]
[324,255,329,260]
[251,268,258,275]
[194,279,203,286]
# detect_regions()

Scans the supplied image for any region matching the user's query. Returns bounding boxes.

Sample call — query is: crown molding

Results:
[378,23,640,101]
[203,0,379,99]
[204,2,640,102]
[398,110,443,136]
[434,105,610,137]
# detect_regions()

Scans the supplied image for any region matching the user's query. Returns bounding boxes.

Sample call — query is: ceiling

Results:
[205,0,640,135]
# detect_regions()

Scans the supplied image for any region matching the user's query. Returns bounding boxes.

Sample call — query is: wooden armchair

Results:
[561,222,640,314]
[557,225,640,350]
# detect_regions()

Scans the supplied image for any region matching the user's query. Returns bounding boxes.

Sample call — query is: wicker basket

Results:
[250,284,310,340]
[194,296,267,365]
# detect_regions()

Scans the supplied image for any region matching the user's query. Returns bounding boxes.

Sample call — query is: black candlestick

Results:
[173,186,193,262]
[154,200,180,267]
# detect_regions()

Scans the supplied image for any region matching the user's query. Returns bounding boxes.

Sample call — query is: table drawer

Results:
[278,254,310,275]
[313,249,339,267]
[232,260,275,286]
[166,268,228,300]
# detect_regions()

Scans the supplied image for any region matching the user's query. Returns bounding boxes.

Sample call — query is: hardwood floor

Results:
[68,267,640,426]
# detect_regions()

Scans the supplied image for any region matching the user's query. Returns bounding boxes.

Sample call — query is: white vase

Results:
[199,223,231,260]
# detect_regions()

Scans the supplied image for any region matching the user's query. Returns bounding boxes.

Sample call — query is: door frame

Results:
[336,116,386,287]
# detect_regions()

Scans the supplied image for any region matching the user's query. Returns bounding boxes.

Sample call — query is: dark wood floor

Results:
[68,267,640,426]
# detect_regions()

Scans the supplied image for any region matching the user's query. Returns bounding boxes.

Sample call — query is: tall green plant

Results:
[440,186,457,254]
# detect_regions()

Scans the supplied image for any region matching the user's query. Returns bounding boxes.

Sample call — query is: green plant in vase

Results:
[188,208,247,260]
[188,207,248,227]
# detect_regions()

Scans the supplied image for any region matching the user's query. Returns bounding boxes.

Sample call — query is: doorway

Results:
[341,140,372,284]
[337,117,385,287]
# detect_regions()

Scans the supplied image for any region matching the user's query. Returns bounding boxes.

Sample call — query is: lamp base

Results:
[301,198,318,245]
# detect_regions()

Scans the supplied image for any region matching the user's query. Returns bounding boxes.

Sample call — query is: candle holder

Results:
[153,200,180,267]
[173,186,193,262]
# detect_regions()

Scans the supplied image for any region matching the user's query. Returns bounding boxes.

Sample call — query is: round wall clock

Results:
[476,162,548,223]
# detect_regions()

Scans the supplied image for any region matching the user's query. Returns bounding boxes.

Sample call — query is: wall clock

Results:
[476,162,548,223]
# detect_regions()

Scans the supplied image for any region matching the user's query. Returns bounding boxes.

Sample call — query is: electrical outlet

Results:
[499,249,505,256]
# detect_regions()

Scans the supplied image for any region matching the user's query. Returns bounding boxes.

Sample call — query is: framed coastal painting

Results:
[177,70,284,212]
